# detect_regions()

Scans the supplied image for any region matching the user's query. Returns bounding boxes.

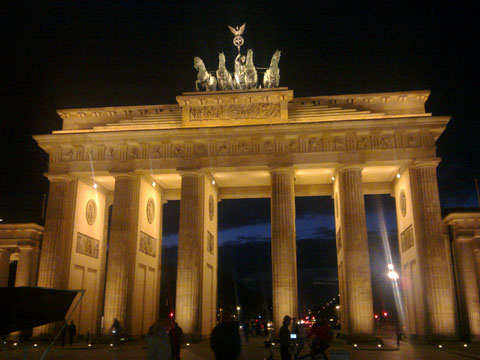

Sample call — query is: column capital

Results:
[411,158,441,169]
[269,166,294,175]
[338,163,364,173]
[178,168,203,178]
[110,172,139,180]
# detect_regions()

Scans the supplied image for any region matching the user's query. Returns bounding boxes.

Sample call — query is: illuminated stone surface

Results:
[32,88,457,340]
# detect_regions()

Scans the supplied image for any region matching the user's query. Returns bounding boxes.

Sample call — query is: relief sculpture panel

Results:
[190,103,280,121]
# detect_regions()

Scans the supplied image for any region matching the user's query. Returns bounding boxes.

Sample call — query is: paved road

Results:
[2,336,475,359]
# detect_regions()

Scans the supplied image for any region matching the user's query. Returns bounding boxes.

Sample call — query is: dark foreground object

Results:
[0,286,78,335]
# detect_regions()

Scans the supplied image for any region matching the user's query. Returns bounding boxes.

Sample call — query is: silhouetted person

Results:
[279,315,292,360]
[67,320,76,345]
[308,317,332,360]
[169,322,184,360]
[147,319,171,360]
[211,309,241,360]
[110,318,121,346]
[243,320,250,342]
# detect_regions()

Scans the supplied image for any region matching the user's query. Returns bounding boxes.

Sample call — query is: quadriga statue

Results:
[263,50,281,88]
[216,52,233,91]
[244,49,258,89]
[194,56,217,91]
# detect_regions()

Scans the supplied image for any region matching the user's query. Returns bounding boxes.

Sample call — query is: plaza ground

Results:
[3,334,480,359]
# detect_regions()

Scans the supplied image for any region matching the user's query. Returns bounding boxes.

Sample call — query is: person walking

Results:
[147,319,171,360]
[211,309,242,360]
[308,317,332,360]
[279,315,292,360]
[243,320,250,342]
[169,322,185,360]
[67,320,76,346]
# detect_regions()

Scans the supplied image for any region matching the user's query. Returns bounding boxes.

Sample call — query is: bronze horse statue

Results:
[216,52,233,90]
[194,56,217,91]
[244,49,258,89]
[263,50,281,88]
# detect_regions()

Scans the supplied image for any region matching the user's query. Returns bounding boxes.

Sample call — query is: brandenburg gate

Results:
[33,86,456,342]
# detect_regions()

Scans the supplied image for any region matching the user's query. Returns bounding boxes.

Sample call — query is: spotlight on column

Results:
[331,176,335,181]
[152,182,156,187]
[388,270,399,280]
[396,173,401,179]
[387,264,394,270]
[212,179,215,185]
[93,183,98,189]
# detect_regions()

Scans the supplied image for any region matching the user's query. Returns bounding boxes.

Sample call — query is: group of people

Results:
[147,320,185,360]
[279,315,332,360]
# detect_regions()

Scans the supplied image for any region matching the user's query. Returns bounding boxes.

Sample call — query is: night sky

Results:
[1,2,479,319]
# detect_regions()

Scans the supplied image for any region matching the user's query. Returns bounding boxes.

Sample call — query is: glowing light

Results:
[396,173,401,179]
[112,330,116,334]
[13,343,18,346]
[170,312,174,318]
[438,344,443,348]
[388,270,399,280]
[383,312,388,317]
[336,305,340,309]
[331,176,335,181]
[186,343,190,346]
[93,183,98,189]
[374,314,379,319]
[387,264,394,270]
[88,344,92,347]
[464,344,468,347]
[110,343,114,347]
[152,182,156,187]
[272,342,275,346]
[212,180,215,185]
[236,306,241,311]
[33,344,38,347]
[0,219,3,222]
[353,344,358,347]
[377,344,382,348]
[329,318,334,322]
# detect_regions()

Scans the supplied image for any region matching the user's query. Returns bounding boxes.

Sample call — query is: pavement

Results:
[2,335,480,359]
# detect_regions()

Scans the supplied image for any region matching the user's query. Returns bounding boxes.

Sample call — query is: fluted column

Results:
[270,167,298,330]
[15,246,35,287]
[176,171,204,337]
[34,177,77,336]
[338,165,374,338]
[410,160,456,339]
[473,249,480,292]
[104,175,140,335]
[0,249,10,287]
[455,240,480,340]
[37,177,77,290]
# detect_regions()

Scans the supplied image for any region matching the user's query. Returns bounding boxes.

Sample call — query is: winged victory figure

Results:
[228,23,246,37]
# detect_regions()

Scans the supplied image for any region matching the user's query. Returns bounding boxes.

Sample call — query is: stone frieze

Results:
[189,103,281,121]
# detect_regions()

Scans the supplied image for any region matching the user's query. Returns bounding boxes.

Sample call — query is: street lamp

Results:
[387,264,399,280]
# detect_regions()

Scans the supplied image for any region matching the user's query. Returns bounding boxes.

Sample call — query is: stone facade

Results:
[30,88,457,341]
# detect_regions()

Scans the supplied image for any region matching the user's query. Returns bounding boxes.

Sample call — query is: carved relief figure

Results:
[263,50,281,88]
[194,57,217,91]
[216,52,233,90]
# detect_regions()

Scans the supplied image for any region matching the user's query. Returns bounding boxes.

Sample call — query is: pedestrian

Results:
[67,320,76,346]
[308,317,332,360]
[279,315,292,360]
[110,318,121,346]
[147,319,171,360]
[243,320,250,342]
[211,309,242,360]
[395,322,401,347]
[169,322,185,360]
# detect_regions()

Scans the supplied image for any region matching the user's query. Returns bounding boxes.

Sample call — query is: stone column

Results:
[0,249,10,287]
[175,171,204,337]
[270,167,298,330]
[455,240,480,340]
[410,160,456,339]
[337,165,374,339]
[37,176,77,290]
[473,248,480,292]
[34,176,77,336]
[15,246,35,287]
[104,175,140,335]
